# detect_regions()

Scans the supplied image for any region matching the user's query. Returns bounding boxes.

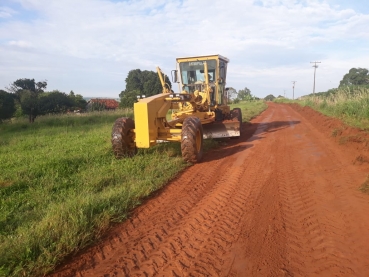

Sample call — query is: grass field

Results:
[0,101,266,277]
[230,100,268,122]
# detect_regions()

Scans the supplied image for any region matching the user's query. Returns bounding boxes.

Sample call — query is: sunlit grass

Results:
[297,87,369,129]
[230,100,268,122]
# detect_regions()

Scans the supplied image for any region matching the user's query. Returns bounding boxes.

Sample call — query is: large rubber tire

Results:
[111,117,137,159]
[181,117,204,163]
[231,108,242,138]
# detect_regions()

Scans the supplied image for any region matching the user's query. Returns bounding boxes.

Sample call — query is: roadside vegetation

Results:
[296,86,369,194]
[230,100,267,122]
[0,100,265,277]
[0,79,87,124]
[273,86,369,130]
[298,86,369,129]
[273,67,369,130]
[227,86,267,121]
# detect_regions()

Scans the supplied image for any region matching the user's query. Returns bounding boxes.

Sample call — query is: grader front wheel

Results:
[181,117,204,163]
[111,117,137,159]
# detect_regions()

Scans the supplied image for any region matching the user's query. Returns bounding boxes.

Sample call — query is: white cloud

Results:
[0,6,16,18]
[8,40,32,48]
[0,0,368,98]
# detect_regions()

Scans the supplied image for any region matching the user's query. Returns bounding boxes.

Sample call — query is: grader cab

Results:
[111,54,242,163]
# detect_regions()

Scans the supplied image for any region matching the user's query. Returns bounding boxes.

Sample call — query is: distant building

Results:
[86,98,119,111]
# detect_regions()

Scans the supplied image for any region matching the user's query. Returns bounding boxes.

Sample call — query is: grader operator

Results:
[111,54,242,163]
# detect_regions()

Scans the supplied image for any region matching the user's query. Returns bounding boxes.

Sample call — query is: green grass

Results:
[230,100,268,122]
[294,87,369,130]
[0,102,266,277]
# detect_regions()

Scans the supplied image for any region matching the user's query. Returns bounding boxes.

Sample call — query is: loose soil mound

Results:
[290,103,369,165]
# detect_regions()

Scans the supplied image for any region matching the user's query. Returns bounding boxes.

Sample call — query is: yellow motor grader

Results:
[111,54,242,163]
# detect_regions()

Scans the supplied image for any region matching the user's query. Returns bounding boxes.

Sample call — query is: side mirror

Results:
[225,87,229,91]
[171,70,178,83]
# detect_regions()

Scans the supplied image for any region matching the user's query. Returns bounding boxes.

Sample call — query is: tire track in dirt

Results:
[53,155,229,276]
[276,104,369,276]
[225,105,290,277]
[51,102,369,277]
[85,112,275,276]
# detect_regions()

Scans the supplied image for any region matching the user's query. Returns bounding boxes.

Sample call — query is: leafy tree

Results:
[68,90,87,110]
[264,94,276,101]
[339,68,369,87]
[7,78,47,122]
[119,89,140,108]
[39,91,74,114]
[237,87,252,101]
[226,87,237,102]
[120,69,171,108]
[74,95,87,110]
[8,78,47,101]
[0,90,16,121]
[19,90,40,122]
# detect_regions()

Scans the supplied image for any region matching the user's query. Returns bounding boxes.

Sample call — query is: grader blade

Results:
[202,120,241,139]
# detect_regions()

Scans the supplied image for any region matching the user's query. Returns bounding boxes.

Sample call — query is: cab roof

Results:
[176,54,229,63]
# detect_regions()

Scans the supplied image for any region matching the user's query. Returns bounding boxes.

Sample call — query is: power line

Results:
[292,81,296,100]
[310,61,321,94]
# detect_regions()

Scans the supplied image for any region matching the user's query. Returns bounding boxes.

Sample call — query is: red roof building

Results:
[87,99,119,110]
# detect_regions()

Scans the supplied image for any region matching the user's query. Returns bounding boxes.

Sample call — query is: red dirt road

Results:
[51,103,369,277]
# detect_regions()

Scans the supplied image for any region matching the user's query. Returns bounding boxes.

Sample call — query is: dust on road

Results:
[51,103,369,277]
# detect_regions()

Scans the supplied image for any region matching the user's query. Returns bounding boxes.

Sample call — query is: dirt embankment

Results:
[50,103,369,277]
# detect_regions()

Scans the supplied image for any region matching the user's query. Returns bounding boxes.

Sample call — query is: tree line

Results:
[302,67,369,98]
[1,69,260,123]
[1,70,171,123]
[119,69,172,108]
[339,68,369,87]
[3,67,367,122]
[0,78,87,123]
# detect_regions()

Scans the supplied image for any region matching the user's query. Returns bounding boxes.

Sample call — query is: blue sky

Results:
[0,0,368,99]
[331,0,369,13]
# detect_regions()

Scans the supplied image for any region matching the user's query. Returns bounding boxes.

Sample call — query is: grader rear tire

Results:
[181,117,204,163]
[111,117,137,159]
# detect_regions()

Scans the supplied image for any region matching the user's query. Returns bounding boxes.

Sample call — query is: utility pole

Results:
[284,90,286,98]
[292,81,296,100]
[310,61,321,94]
